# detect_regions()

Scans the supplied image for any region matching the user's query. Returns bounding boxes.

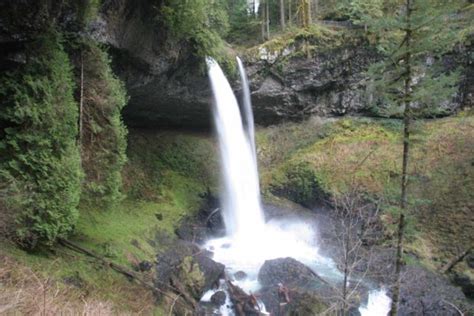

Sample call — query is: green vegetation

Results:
[1,129,219,313]
[258,115,474,267]
[0,30,82,248]
[160,0,234,72]
[245,23,342,61]
[78,42,128,207]
[0,0,472,313]
[123,130,218,201]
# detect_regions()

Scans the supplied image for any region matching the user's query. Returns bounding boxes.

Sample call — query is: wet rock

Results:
[175,191,224,243]
[259,284,330,315]
[452,273,474,299]
[398,266,473,315]
[258,257,325,288]
[175,223,208,244]
[234,271,247,281]
[138,260,153,272]
[257,258,336,315]
[210,291,227,307]
[155,241,225,300]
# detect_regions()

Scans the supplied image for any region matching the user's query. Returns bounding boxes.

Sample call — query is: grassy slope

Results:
[0,129,218,314]
[258,114,474,272]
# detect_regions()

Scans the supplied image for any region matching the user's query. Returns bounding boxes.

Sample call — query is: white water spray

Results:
[359,289,392,316]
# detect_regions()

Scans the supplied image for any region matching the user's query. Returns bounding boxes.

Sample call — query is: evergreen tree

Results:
[362,0,468,313]
[0,30,82,248]
[347,0,384,31]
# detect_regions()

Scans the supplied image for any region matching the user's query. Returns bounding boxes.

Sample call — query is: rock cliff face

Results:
[93,3,382,128]
[95,8,382,128]
[245,44,380,125]
[98,7,471,129]
[1,0,471,129]
[90,0,213,129]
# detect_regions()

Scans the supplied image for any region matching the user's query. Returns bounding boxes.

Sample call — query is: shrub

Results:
[0,30,82,248]
[77,42,128,206]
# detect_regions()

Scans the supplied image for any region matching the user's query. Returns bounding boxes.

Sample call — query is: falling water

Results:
[207,57,265,239]
[205,58,391,315]
[237,57,257,163]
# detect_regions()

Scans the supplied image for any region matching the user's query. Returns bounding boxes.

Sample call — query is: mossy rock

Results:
[155,241,224,300]
[270,161,327,207]
[177,256,205,299]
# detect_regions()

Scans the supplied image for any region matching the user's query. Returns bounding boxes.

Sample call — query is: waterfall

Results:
[205,58,390,316]
[207,58,265,239]
[236,57,257,164]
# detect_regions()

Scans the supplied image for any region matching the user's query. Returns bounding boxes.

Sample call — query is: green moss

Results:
[178,256,205,298]
[124,131,218,201]
[245,24,342,62]
[269,161,326,207]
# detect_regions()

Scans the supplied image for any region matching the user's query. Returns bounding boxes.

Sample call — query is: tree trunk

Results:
[313,0,318,21]
[288,0,292,26]
[392,2,412,314]
[265,0,270,38]
[400,0,412,211]
[307,0,312,25]
[342,233,349,316]
[261,0,266,40]
[79,52,84,163]
[390,214,405,316]
[299,0,311,28]
[440,247,472,274]
[280,0,286,30]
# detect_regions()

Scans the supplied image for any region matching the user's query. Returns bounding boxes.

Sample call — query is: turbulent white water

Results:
[359,290,392,316]
[205,57,391,315]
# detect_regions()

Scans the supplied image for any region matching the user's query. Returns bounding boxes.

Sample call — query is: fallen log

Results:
[58,239,196,311]
[440,247,472,274]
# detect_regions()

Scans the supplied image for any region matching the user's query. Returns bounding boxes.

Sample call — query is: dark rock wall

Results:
[1,1,472,129]
[247,45,381,125]
[91,0,213,129]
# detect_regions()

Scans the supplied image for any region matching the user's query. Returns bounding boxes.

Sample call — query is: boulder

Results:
[452,273,474,299]
[258,257,324,288]
[138,260,153,272]
[234,271,247,281]
[258,283,330,315]
[155,241,225,300]
[210,291,227,307]
[398,266,473,315]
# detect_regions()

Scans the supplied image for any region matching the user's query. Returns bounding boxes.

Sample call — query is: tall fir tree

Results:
[361,0,469,314]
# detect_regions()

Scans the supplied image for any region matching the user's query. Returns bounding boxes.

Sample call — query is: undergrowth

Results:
[258,115,474,269]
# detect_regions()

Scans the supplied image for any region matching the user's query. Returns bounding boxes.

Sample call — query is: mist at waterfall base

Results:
[203,57,391,316]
